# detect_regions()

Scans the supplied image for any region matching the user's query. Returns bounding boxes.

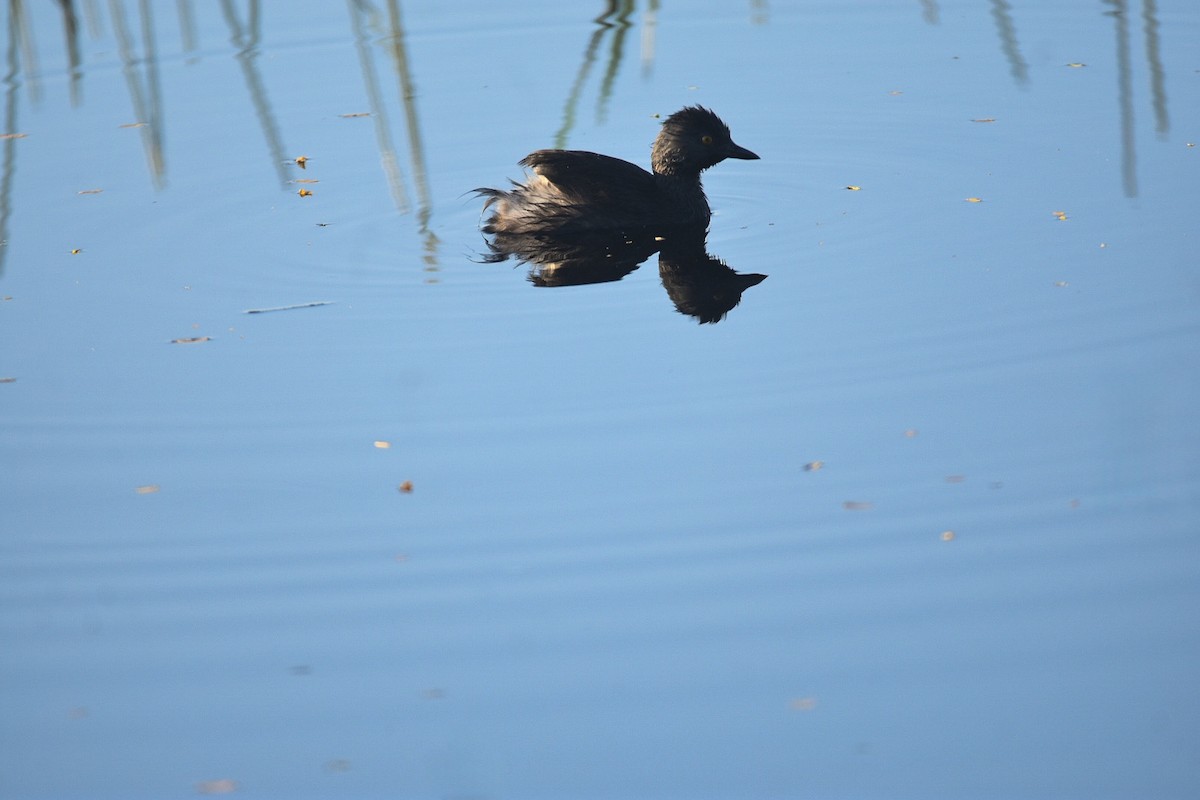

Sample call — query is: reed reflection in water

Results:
[0,0,1182,276]
[0,0,443,273]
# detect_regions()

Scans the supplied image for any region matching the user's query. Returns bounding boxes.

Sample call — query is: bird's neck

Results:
[654,171,711,226]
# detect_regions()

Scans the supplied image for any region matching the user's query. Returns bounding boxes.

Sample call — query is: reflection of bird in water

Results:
[483,229,664,287]
[476,106,758,237]
[657,235,767,325]
[478,224,767,325]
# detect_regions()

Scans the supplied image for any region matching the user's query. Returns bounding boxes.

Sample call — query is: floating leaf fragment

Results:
[134,484,160,494]
[398,480,414,493]
[77,188,104,195]
[0,132,27,139]
[293,178,318,184]
[1053,210,1068,220]
[297,188,313,198]
[294,155,309,168]
[941,530,956,541]
[845,185,861,191]
[965,197,983,203]
[170,336,212,344]
[119,122,146,128]
[374,441,391,449]
[843,500,874,511]
[1066,62,1087,68]
[803,461,824,472]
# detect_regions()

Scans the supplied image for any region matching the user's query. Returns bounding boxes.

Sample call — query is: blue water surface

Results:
[1,1,1198,798]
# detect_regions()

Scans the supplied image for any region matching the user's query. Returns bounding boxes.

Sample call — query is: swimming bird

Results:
[477,106,758,237]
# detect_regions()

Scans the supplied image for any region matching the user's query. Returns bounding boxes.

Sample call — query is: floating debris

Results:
[0,132,27,139]
[945,475,966,483]
[118,122,146,129]
[1054,281,1069,287]
[0,377,15,384]
[170,336,212,344]
[243,301,333,314]
[941,530,956,541]
[294,155,309,168]
[134,484,160,495]
[70,249,82,255]
[196,778,237,795]
[77,188,104,195]
[1053,210,1068,221]
[398,481,414,494]
[965,197,983,203]
[788,697,818,711]
[1065,62,1087,68]
[904,428,919,438]
[803,461,824,472]
[970,118,997,123]
[843,501,874,511]
[374,441,392,449]
[297,188,313,198]
[845,185,861,191]
[339,112,370,118]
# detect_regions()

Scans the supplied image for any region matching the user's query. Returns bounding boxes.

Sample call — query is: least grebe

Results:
[477,106,758,236]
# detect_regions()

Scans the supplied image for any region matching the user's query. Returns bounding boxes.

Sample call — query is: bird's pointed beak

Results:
[725,141,760,160]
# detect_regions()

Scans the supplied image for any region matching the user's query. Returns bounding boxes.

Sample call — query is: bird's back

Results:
[480,149,698,236]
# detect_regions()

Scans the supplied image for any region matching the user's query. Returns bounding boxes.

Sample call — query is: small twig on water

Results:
[243,301,334,314]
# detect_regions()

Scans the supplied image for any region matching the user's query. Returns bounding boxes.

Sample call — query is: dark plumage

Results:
[477,106,758,236]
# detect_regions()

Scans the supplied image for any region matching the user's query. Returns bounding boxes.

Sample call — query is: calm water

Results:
[2,1,1198,798]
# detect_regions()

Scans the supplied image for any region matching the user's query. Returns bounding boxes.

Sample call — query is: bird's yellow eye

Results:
[701,135,714,145]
